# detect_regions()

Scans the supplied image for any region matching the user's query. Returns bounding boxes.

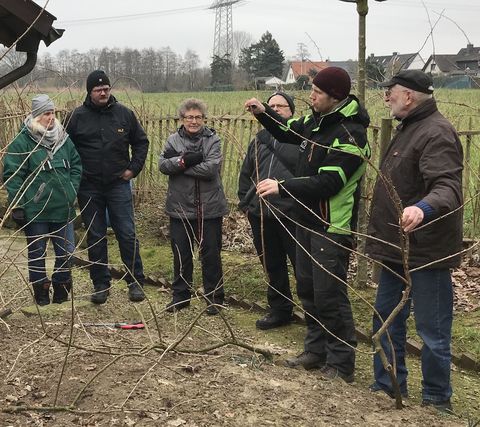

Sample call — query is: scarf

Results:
[24,115,68,154]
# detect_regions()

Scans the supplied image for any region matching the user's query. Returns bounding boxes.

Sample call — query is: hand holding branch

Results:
[257,179,279,197]
[401,206,424,232]
[244,98,265,115]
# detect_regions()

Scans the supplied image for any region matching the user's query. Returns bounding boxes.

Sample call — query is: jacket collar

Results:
[178,125,215,140]
[397,98,437,130]
[83,94,117,111]
[310,95,370,130]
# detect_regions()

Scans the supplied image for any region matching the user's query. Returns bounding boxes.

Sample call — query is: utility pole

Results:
[339,0,387,104]
[339,0,387,288]
[210,0,239,59]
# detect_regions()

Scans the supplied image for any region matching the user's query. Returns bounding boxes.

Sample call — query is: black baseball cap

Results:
[379,70,434,94]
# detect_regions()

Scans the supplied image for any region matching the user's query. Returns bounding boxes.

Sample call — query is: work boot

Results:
[319,365,354,384]
[91,283,110,304]
[256,312,292,330]
[422,399,453,414]
[52,282,72,304]
[128,282,145,302]
[284,351,325,370]
[166,299,190,313]
[206,304,221,316]
[32,281,50,306]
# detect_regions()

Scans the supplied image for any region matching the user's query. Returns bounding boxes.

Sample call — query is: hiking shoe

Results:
[91,283,110,304]
[284,351,326,370]
[256,312,292,330]
[33,281,50,306]
[319,366,354,383]
[128,283,145,302]
[422,399,453,414]
[52,282,71,304]
[206,305,221,316]
[166,299,190,313]
[369,382,408,399]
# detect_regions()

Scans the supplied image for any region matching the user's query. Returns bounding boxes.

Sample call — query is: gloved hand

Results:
[163,147,179,159]
[182,151,203,168]
[11,207,26,226]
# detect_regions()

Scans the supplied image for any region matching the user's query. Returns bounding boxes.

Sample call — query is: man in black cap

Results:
[245,67,371,382]
[67,70,149,304]
[238,92,298,330]
[366,70,463,412]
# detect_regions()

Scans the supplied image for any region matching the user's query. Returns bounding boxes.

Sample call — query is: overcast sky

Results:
[38,0,479,66]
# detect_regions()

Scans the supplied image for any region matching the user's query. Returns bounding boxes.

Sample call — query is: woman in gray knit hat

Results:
[3,94,82,306]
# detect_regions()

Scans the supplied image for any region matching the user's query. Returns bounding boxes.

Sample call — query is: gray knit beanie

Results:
[31,94,55,118]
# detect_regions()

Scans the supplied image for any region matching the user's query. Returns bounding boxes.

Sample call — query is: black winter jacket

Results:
[66,95,149,186]
[238,128,298,219]
[255,96,370,234]
[366,98,463,269]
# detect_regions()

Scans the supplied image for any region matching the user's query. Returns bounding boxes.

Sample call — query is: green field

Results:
[2,88,480,236]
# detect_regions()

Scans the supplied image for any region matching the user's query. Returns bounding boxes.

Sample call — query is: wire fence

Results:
[1,112,480,237]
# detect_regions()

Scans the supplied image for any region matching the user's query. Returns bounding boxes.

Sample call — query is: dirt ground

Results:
[0,237,471,427]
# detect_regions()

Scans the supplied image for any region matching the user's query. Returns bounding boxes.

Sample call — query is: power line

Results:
[57,5,211,26]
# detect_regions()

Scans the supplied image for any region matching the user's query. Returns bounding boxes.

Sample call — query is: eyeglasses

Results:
[91,87,111,94]
[183,115,204,122]
[269,104,290,109]
[384,87,410,97]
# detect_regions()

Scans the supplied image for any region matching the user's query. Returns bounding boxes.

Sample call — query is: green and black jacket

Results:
[255,95,370,234]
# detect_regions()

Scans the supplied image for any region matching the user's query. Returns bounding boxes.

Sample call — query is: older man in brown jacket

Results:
[366,70,463,413]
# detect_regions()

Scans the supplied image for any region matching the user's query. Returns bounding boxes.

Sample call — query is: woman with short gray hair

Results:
[159,98,228,315]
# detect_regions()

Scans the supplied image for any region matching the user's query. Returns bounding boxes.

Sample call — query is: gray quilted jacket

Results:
[159,126,229,219]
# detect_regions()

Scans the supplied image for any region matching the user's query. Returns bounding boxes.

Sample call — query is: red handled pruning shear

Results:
[82,321,145,330]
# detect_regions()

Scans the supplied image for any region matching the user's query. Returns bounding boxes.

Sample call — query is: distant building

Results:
[284,61,328,84]
[423,44,480,75]
[369,52,425,77]
[423,55,459,75]
[325,60,358,81]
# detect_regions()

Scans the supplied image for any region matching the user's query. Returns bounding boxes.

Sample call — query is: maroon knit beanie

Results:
[312,67,351,100]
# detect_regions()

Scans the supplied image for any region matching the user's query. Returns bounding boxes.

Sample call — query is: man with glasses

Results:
[367,70,463,412]
[238,92,298,330]
[67,70,149,304]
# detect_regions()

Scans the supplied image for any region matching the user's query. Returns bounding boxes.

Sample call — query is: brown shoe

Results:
[284,351,325,370]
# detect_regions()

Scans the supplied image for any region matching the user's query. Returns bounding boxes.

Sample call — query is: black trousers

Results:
[296,227,357,375]
[248,214,296,316]
[169,217,224,304]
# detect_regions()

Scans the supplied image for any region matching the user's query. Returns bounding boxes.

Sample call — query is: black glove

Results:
[182,151,203,168]
[11,207,26,226]
[163,147,179,159]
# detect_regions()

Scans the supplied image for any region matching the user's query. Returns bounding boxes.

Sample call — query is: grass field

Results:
[2,87,480,235]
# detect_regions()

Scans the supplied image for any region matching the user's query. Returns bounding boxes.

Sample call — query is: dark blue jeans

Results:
[24,222,74,285]
[77,180,145,287]
[373,264,453,402]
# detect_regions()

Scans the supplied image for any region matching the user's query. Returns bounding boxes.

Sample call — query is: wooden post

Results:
[0,100,7,183]
[464,118,472,237]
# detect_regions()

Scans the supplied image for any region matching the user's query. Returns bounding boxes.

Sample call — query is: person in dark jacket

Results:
[238,92,298,330]
[159,98,228,316]
[366,70,463,412]
[3,94,82,306]
[245,67,370,382]
[66,70,149,304]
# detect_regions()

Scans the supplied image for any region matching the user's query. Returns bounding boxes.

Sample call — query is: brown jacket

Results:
[366,98,463,269]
